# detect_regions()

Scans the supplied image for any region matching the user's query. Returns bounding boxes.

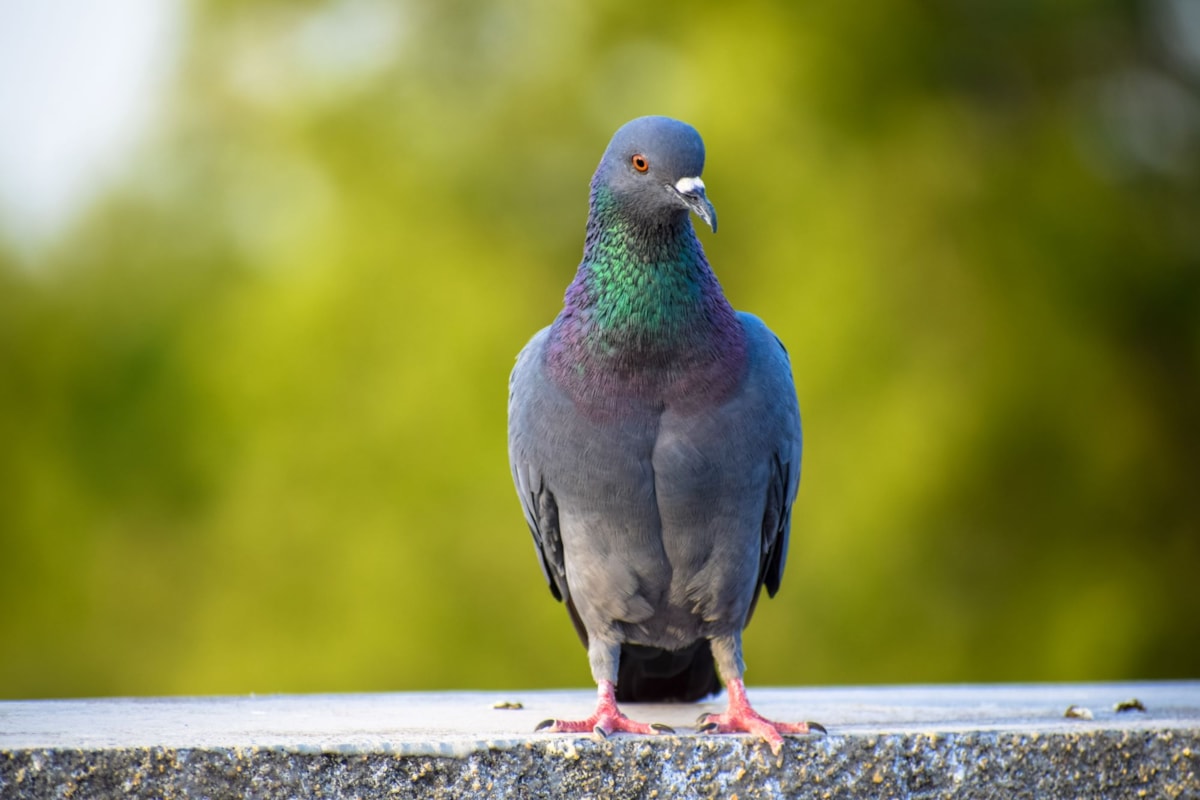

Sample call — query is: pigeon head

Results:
[591,116,717,233]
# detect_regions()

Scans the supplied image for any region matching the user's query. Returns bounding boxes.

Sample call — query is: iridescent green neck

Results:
[545,188,746,413]
[572,189,714,349]
[545,187,743,400]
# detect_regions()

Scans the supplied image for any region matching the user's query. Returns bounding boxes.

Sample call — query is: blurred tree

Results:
[1,0,1196,698]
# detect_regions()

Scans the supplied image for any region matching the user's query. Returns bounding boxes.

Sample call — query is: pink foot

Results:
[536,680,674,738]
[698,678,825,754]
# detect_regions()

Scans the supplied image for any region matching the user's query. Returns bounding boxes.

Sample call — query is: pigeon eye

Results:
[631,154,650,173]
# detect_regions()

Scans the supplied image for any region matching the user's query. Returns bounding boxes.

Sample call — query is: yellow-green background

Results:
[3,1,1198,699]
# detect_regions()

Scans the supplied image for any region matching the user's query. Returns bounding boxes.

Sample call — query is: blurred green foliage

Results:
[2,0,1198,699]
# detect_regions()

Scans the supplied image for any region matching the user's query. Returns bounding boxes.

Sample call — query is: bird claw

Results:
[700,714,822,754]
[535,713,661,736]
[540,717,673,737]
[807,721,828,736]
[530,681,676,739]
[697,679,825,754]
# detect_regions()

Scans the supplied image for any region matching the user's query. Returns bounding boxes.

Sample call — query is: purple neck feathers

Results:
[545,193,747,417]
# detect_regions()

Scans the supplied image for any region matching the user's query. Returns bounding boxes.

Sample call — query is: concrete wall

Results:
[3,683,1197,798]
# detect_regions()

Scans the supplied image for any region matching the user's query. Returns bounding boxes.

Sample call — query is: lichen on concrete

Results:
[2,684,1198,798]
[3,729,1198,799]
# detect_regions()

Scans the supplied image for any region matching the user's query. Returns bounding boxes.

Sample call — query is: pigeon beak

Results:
[674,176,717,233]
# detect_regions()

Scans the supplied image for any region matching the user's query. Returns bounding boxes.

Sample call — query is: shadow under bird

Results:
[507,116,823,754]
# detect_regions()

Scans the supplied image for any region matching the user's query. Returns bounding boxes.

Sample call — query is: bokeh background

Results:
[2,0,1198,700]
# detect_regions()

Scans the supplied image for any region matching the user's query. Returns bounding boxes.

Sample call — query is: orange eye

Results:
[631,154,650,173]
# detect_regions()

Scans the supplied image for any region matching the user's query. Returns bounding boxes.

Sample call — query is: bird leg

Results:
[697,677,822,754]
[535,680,673,737]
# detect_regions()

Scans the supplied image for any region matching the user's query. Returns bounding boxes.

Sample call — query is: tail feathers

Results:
[615,640,721,703]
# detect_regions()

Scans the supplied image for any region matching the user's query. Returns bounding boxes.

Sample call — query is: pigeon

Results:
[507,116,819,753]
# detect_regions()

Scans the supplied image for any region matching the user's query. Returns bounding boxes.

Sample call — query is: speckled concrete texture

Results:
[2,683,1197,798]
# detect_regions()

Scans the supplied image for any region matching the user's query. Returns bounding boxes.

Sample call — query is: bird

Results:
[507,116,819,754]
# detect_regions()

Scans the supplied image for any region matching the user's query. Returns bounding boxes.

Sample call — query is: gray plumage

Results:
[507,116,805,746]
